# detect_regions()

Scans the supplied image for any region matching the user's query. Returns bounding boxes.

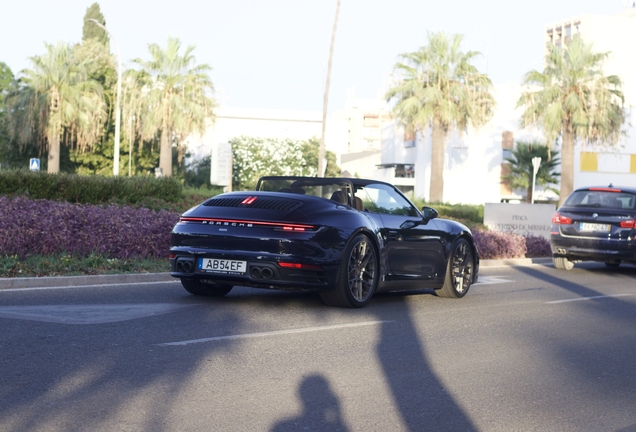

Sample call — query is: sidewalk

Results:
[0,258,553,290]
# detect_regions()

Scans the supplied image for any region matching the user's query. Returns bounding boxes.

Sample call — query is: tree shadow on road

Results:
[372,292,477,431]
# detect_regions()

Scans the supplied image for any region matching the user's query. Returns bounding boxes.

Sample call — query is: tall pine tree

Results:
[0,62,16,164]
[82,3,109,47]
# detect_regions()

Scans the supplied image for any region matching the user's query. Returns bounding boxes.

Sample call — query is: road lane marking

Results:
[472,276,514,286]
[159,320,393,346]
[546,294,633,304]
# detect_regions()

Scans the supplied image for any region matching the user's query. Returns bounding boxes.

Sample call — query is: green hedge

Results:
[0,169,184,204]
[432,203,483,224]
[411,199,483,224]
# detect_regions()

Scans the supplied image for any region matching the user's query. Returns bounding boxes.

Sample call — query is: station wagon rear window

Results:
[564,191,636,209]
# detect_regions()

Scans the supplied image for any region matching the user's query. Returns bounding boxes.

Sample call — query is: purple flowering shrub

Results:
[524,234,552,258]
[472,229,552,259]
[0,196,180,259]
[472,229,527,259]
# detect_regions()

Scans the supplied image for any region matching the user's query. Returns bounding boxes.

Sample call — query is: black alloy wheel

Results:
[436,238,474,298]
[181,279,233,297]
[320,234,378,308]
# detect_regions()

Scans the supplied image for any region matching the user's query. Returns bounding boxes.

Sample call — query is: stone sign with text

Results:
[484,203,556,240]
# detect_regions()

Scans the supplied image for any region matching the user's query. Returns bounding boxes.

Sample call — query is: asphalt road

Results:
[1,262,635,432]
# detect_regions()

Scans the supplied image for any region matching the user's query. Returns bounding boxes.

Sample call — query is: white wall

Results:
[184,106,348,165]
[339,150,382,179]
[574,109,636,188]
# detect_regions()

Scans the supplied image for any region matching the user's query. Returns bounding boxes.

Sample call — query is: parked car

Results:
[550,185,636,270]
[170,176,479,307]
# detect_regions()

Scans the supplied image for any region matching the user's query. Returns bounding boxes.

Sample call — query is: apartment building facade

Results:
[544,9,636,188]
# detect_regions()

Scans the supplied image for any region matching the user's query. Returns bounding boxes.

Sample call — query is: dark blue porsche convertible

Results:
[170,176,479,308]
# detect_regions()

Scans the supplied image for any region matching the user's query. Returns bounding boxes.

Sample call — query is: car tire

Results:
[604,260,621,268]
[181,279,233,297]
[320,234,378,308]
[553,256,574,270]
[436,238,474,298]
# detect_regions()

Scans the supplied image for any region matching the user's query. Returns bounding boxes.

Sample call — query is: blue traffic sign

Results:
[29,158,40,171]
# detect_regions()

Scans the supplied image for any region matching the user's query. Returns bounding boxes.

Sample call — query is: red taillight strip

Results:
[620,220,635,228]
[282,226,306,231]
[179,217,314,230]
[589,187,622,192]
[278,262,323,270]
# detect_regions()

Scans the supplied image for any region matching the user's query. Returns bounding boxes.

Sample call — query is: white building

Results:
[185,106,345,162]
[545,8,636,190]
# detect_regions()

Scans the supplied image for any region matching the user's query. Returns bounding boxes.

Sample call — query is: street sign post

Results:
[531,157,541,204]
[210,142,232,188]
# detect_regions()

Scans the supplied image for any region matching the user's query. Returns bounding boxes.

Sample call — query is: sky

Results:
[0,1,626,112]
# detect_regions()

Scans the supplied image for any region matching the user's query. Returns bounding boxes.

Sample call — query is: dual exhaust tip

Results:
[250,266,274,280]
[175,259,194,273]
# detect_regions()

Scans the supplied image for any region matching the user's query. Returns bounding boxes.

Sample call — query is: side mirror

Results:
[421,206,439,221]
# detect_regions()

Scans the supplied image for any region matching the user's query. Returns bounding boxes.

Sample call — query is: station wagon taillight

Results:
[620,219,635,228]
[552,213,572,224]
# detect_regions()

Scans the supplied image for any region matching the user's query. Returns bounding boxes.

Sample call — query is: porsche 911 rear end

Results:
[170,192,349,293]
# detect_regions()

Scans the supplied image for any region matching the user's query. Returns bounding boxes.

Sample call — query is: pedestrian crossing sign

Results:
[29,158,40,171]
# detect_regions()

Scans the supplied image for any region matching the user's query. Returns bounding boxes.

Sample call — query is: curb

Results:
[0,258,554,290]
[0,272,174,290]
[479,257,553,268]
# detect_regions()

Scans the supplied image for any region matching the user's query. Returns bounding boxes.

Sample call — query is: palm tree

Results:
[386,31,494,203]
[6,42,105,173]
[504,141,560,203]
[120,71,146,175]
[133,37,215,177]
[517,36,625,205]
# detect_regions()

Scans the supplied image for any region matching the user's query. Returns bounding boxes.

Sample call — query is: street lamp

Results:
[89,18,121,176]
[318,0,341,178]
[531,156,541,204]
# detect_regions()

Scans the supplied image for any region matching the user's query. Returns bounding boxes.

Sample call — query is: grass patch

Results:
[0,253,169,278]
